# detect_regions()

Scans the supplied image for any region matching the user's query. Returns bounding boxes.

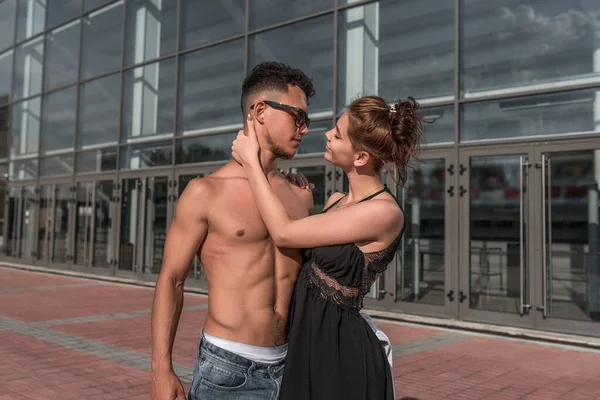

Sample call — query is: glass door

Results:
[458,146,535,328]
[387,152,456,317]
[36,182,74,266]
[534,143,600,336]
[6,187,21,258]
[117,174,170,277]
[74,179,116,270]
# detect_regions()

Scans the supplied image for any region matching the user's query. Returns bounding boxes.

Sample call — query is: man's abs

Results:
[201,241,300,347]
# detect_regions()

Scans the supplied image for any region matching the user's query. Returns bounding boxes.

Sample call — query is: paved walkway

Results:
[1,266,600,399]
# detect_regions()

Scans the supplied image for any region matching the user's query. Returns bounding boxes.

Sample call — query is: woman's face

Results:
[324,112,358,169]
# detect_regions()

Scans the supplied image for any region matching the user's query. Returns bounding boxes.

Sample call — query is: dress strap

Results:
[321,193,347,213]
[358,186,390,203]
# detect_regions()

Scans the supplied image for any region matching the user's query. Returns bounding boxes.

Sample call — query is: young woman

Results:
[232,95,423,399]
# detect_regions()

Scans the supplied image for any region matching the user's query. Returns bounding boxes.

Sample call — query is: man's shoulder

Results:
[287,180,314,212]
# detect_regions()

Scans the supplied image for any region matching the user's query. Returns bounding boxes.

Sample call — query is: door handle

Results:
[447,186,454,197]
[446,290,454,301]
[459,186,467,197]
[458,291,467,303]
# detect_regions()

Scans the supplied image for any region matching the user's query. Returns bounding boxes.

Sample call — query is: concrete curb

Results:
[4,261,600,350]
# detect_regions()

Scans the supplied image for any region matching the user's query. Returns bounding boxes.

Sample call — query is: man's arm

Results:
[151,178,212,397]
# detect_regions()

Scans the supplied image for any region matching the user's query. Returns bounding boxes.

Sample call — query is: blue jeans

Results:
[188,334,285,400]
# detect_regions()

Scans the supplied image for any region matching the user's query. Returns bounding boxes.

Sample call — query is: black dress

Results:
[280,187,403,400]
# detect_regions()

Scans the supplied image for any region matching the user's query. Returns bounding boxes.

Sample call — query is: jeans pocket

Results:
[197,356,248,391]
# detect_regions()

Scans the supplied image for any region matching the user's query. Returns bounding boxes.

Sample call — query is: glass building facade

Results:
[1,0,599,338]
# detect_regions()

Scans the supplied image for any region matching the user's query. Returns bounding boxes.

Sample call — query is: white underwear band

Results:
[203,332,288,365]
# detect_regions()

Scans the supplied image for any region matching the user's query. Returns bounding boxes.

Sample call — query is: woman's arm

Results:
[243,161,402,248]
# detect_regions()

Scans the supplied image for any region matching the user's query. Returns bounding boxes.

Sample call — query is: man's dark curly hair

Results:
[241,62,315,113]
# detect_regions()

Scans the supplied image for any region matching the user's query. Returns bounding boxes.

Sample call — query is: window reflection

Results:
[249,15,334,115]
[461,88,600,142]
[12,97,41,158]
[461,0,600,96]
[179,0,245,50]
[120,140,172,169]
[76,148,117,173]
[41,87,77,153]
[47,0,81,29]
[0,51,12,106]
[16,0,46,43]
[78,73,120,148]
[177,40,245,135]
[0,0,16,52]
[124,0,177,66]
[81,1,123,79]
[40,154,74,176]
[13,37,44,101]
[176,133,236,165]
[338,0,454,111]
[122,59,175,143]
[249,0,333,30]
[44,20,80,91]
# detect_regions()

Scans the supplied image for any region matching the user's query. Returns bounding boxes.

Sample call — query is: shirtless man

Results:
[150,62,315,400]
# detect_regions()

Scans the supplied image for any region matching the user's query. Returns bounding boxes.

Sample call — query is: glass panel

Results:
[11,97,41,158]
[41,87,77,153]
[249,0,333,30]
[298,120,328,155]
[176,133,235,165]
[119,178,142,271]
[6,187,18,257]
[13,37,44,101]
[178,40,245,135]
[0,50,13,106]
[9,159,38,180]
[53,184,72,263]
[0,164,5,250]
[76,148,117,173]
[81,1,123,79]
[290,166,326,214]
[47,0,81,29]
[37,185,52,261]
[461,88,600,142]
[461,0,600,96]
[421,106,454,145]
[16,0,46,43]
[0,0,16,52]
[74,182,92,265]
[397,159,446,305]
[20,185,37,258]
[84,0,111,11]
[44,20,80,91]
[469,154,528,314]
[177,172,205,280]
[337,0,454,111]
[122,59,175,143]
[249,15,334,115]
[120,141,172,169]
[78,73,120,148]
[124,0,177,66]
[0,106,8,159]
[39,154,74,176]
[93,180,113,268]
[142,176,167,273]
[543,150,600,322]
[179,0,244,50]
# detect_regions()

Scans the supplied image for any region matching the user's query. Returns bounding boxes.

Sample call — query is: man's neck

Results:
[259,149,279,177]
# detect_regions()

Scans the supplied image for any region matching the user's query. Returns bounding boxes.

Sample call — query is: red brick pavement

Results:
[2,266,600,399]
[53,309,208,366]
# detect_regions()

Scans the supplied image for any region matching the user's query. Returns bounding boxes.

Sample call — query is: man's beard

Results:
[266,132,294,159]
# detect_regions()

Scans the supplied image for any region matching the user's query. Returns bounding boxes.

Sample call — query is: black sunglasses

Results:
[250,100,311,128]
